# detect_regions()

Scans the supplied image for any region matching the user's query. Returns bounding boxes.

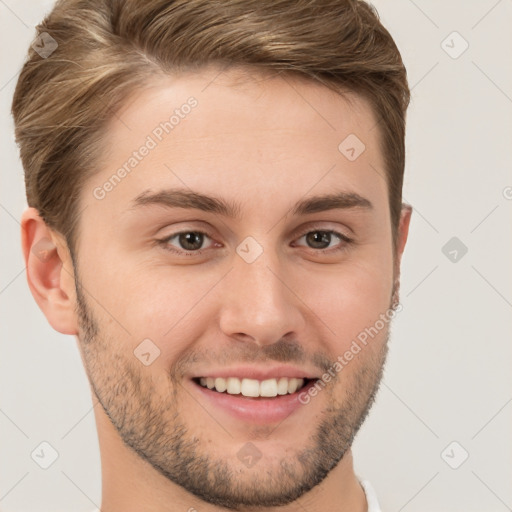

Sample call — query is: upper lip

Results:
[191,365,319,381]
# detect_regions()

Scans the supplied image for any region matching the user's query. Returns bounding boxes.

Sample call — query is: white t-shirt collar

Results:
[360,479,383,512]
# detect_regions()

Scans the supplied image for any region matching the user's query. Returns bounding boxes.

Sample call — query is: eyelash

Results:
[156,225,353,257]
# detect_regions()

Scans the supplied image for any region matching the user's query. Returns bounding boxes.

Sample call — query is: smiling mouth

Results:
[193,376,313,398]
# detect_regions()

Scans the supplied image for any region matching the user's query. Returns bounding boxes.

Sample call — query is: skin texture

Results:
[21,66,411,512]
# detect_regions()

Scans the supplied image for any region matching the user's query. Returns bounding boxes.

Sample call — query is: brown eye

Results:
[295,229,351,252]
[177,232,204,251]
[159,230,215,255]
[305,231,333,249]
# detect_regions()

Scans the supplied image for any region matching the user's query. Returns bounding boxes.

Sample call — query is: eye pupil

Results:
[306,231,331,249]
[179,232,203,251]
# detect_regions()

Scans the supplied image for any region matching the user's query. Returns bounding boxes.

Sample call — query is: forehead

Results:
[81,66,387,227]
[113,67,378,142]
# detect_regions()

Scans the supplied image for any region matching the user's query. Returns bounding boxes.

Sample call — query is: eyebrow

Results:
[128,188,373,218]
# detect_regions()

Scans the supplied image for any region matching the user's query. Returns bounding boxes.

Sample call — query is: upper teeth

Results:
[198,377,306,397]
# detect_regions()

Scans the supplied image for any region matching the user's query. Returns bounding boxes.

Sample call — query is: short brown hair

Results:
[12,0,410,258]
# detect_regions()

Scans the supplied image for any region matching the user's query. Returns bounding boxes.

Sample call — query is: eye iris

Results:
[306,231,331,249]
[179,232,203,251]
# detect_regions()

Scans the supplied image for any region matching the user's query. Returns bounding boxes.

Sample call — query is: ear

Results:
[391,203,412,305]
[395,203,412,267]
[20,207,79,335]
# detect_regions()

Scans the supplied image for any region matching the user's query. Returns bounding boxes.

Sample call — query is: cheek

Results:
[92,265,220,366]
[299,257,394,345]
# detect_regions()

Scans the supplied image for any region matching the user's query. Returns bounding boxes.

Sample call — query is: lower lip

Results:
[192,379,317,424]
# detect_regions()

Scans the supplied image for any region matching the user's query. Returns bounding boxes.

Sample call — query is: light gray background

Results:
[1,1,511,511]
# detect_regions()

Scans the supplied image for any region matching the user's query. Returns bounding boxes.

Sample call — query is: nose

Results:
[218,249,306,347]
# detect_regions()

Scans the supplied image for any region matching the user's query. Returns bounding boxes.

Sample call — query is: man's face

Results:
[72,66,404,508]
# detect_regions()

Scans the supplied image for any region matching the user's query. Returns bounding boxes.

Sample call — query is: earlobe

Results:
[21,207,79,336]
